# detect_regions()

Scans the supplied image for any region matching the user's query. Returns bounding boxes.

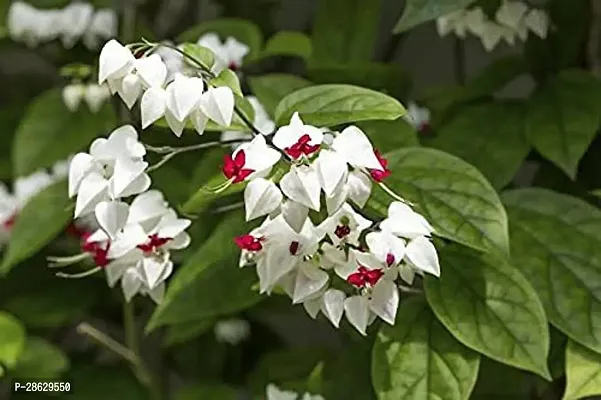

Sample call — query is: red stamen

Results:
[92,243,110,267]
[334,225,351,239]
[228,62,238,71]
[289,241,300,255]
[235,234,263,252]
[222,150,255,183]
[137,234,172,254]
[346,265,384,288]
[284,134,320,159]
[386,253,395,267]
[368,150,391,182]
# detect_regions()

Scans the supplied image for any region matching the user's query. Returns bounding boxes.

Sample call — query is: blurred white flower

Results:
[214,318,251,345]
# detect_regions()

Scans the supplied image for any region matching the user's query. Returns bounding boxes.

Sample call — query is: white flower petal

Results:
[165,109,186,137]
[141,256,168,289]
[68,153,96,198]
[191,110,209,135]
[347,170,372,207]
[108,225,147,259]
[95,200,129,239]
[321,289,345,328]
[332,126,382,170]
[266,384,298,400]
[148,283,165,304]
[84,84,110,113]
[405,236,440,277]
[74,172,109,218]
[122,268,142,302]
[135,54,167,88]
[381,201,434,239]
[200,86,234,127]
[128,190,168,226]
[292,265,329,304]
[369,280,399,325]
[303,297,321,319]
[167,75,204,121]
[98,39,134,84]
[365,231,405,266]
[109,159,149,199]
[281,200,309,233]
[344,296,370,335]
[141,87,167,129]
[316,149,348,196]
[118,73,142,109]
[244,178,283,221]
[525,8,549,38]
[280,166,321,211]
[62,84,84,112]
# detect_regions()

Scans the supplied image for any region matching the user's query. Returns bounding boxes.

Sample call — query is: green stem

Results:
[77,322,139,366]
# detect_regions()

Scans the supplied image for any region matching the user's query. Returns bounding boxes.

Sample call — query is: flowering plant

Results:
[0,0,600,399]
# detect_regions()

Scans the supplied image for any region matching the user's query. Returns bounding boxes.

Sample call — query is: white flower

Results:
[280,165,322,211]
[317,203,372,246]
[222,135,281,183]
[221,96,275,148]
[436,10,470,38]
[524,8,549,39]
[266,384,325,400]
[404,102,431,132]
[244,178,282,221]
[84,84,111,113]
[62,84,86,112]
[83,9,118,49]
[495,1,528,32]
[301,286,346,328]
[273,113,323,160]
[58,2,94,48]
[197,33,250,73]
[214,319,251,345]
[380,201,434,239]
[98,39,136,85]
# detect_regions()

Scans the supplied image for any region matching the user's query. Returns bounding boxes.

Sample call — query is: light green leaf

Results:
[13,337,69,379]
[1,180,71,274]
[177,18,263,60]
[247,74,312,118]
[0,312,26,377]
[502,188,601,354]
[175,384,237,400]
[311,0,381,62]
[182,174,246,215]
[164,318,216,347]
[274,84,406,127]
[525,70,601,179]
[181,43,215,70]
[147,211,262,331]
[431,102,530,189]
[425,245,551,379]
[564,340,601,400]
[393,0,476,33]
[210,68,242,97]
[356,119,419,152]
[263,31,312,60]
[372,297,480,400]
[368,147,509,254]
[12,88,116,177]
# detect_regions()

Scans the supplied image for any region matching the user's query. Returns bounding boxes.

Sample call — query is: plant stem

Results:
[77,322,139,366]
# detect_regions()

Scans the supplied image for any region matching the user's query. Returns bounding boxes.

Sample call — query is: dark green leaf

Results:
[177,19,263,60]
[247,74,312,118]
[323,340,375,400]
[564,340,601,400]
[431,102,530,189]
[466,55,528,97]
[311,0,381,62]
[1,180,71,274]
[368,147,509,254]
[502,188,601,354]
[393,0,476,33]
[425,244,551,379]
[61,365,146,400]
[147,211,262,330]
[12,89,116,177]
[356,119,419,152]
[0,311,25,376]
[525,70,601,178]
[471,358,535,400]
[263,31,312,60]
[274,84,406,127]
[164,318,216,347]
[13,337,68,379]
[175,384,238,400]
[372,297,480,400]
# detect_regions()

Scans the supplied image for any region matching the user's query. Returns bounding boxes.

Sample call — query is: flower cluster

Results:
[99,40,236,137]
[65,125,190,303]
[266,384,324,400]
[7,1,117,49]
[0,160,68,245]
[62,83,111,113]
[437,1,549,51]
[232,113,440,335]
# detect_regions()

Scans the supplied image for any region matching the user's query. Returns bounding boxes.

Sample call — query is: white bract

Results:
[404,102,431,133]
[436,2,549,51]
[221,96,275,147]
[214,319,251,345]
[266,384,325,400]
[6,2,117,49]
[197,33,250,74]
[62,83,111,113]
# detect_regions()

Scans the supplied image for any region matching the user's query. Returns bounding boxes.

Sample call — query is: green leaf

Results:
[431,102,530,189]
[164,318,216,347]
[210,68,242,97]
[175,384,237,400]
[356,119,419,152]
[247,74,312,118]
[12,88,116,177]
[147,211,262,331]
[1,180,71,274]
[424,244,551,379]
[13,337,69,379]
[0,312,25,376]
[322,340,376,400]
[471,358,535,400]
[274,84,406,127]
[502,188,601,354]
[311,0,382,62]
[466,55,528,97]
[182,174,245,215]
[393,0,476,33]
[177,18,263,60]
[525,70,601,178]
[63,365,146,400]
[263,31,312,60]
[564,340,601,400]
[368,147,509,254]
[181,43,215,70]
[372,297,480,400]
